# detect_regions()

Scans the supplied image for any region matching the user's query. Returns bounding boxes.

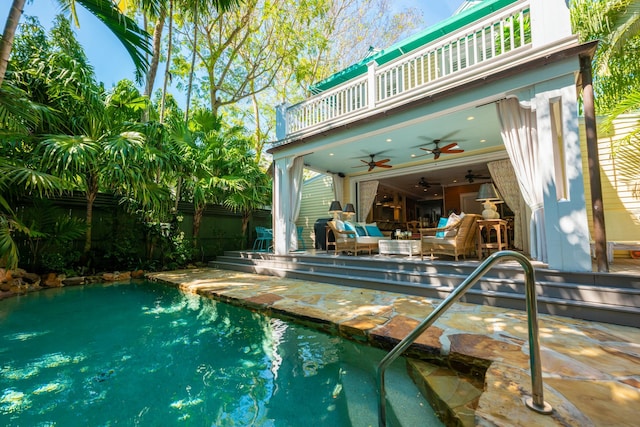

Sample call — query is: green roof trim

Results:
[310,0,520,94]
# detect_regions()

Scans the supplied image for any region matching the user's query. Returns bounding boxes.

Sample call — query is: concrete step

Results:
[338,341,442,427]
[209,252,640,327]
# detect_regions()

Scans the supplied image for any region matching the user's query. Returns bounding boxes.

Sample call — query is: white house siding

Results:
[296,174,334,250]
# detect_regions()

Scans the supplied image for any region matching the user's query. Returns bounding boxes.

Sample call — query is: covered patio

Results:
[268,0,603,273]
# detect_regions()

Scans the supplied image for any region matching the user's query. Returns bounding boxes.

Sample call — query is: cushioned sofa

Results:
[326,220,383,255]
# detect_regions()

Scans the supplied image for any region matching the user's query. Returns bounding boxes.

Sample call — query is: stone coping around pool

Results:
[147,268,640,427]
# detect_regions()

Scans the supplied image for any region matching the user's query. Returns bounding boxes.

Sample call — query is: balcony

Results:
[275,0,535,144]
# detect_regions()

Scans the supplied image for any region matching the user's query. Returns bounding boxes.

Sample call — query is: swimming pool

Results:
[0,281,441,426]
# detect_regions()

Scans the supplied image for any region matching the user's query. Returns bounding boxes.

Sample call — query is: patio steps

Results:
[209,251,640,327]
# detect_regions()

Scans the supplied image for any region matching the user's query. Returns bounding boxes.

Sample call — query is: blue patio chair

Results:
[297,226,306,251]
[253,227,273,252]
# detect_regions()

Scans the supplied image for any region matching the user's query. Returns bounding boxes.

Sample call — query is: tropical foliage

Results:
[571,0,640,114]
[0,1,427,271]
[0,15,269,271]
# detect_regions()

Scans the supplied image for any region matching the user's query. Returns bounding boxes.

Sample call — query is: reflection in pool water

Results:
[0,281,413,426]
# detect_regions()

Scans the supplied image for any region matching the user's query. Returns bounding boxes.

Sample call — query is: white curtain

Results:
[288,156,305,251]
[357,180,379,222]
[488,159,529,252]
[332,173,344,205]
[496,97,547,262]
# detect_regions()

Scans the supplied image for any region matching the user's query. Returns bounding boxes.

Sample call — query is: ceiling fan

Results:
[416,133,464,160]
[415,177,440,190]
[464,169,491,183]
[354,153,392,172]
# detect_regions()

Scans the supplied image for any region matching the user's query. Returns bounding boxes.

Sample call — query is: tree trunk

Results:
[241,210,251,249]
[0,0,25,87]
[159,0,174,123]
[192,203,204,250]
[83,176,99,255]
[184,3,199,122]
[250,88,263,163]
[144,8,167,99]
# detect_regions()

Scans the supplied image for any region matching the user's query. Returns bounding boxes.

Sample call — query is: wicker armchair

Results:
[419,214,480,260]
[326,220,380,255]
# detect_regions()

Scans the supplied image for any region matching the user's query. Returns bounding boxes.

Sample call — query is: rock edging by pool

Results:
[0,268,147,300]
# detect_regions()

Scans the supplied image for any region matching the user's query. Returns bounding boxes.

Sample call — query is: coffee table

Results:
[378,239,421,257]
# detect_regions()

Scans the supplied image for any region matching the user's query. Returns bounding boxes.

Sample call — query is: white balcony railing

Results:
[281,1,531,138]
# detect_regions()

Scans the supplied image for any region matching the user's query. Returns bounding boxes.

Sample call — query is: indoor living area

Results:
[355,159,519,251]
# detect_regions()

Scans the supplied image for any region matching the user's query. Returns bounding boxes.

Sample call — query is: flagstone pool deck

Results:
[148,268,640,427]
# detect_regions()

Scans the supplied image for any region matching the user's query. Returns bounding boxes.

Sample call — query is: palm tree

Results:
[1,0,154,87]
[168,110,252,253]
[223,151,271,249]
[39,78,170,256]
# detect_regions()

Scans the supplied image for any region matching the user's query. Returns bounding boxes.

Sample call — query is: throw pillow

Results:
[435,217,448,238]
[333,219,345,231]
[365,224,384,237]
[445,213,461,237]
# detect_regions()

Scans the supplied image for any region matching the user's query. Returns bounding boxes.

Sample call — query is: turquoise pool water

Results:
[0,281,405,426]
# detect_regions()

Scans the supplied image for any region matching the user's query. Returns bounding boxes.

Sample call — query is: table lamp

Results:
[476,183,502,219]
[329,200,343,220]
[342,203,356,221]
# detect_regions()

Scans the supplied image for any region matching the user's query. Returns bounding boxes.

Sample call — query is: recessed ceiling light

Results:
[410,154,416,158]
[386,138,392,142]
[467,116,475,121]
[480,139,486,143]
[453,179,458,183]
[329,153,334,156]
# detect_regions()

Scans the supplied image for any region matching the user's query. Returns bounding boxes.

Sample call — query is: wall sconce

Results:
[342,203,356,220]
[328,200,343,220]
[476,183,503,219]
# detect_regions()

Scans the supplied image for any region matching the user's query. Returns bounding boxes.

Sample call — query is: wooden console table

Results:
[477,219,509,259]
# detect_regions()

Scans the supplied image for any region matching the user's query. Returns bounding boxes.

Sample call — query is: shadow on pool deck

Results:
[148,268,640,427]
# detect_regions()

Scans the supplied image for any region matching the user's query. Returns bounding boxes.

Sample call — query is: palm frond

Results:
[600,90,640,133]
[39,135,100,174]
[0,83,52,133]
[62,0,152,81]
[0,164,74,197]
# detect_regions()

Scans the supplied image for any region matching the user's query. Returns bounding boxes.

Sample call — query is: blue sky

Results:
[2,0,465,97]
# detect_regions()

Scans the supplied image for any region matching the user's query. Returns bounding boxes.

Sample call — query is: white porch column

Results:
[273,157,292,255]
[534,78,591,272]
[272,155,304,254]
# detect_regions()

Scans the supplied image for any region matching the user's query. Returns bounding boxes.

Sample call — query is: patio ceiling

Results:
[300,102,506,200]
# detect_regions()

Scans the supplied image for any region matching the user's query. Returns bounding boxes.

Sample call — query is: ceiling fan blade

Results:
[419,147,433,152]
[440,142,460,152]
[368,165,375,172]
[439,130,459,141]
[376,158,391,164]
[378,164,393,168]
[433,152,441,160]
[444,149,464,154]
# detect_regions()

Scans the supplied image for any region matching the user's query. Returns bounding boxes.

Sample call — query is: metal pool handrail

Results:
[376,250,553,427]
